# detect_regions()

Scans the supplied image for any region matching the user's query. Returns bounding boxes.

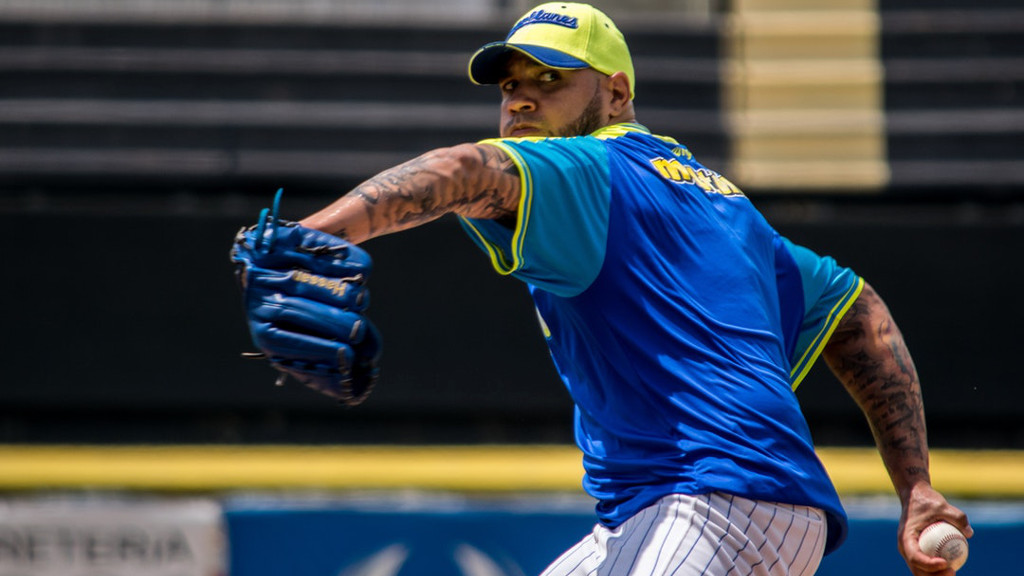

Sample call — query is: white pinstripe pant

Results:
[540,492,827,576]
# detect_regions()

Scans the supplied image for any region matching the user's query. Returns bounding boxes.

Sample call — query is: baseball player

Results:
[232,3,971,574]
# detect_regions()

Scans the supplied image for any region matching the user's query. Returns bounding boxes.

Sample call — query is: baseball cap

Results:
[468,2,635,98]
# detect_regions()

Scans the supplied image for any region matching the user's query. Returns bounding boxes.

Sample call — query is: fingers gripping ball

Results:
[230,191,382,405]
[919,522,968,572]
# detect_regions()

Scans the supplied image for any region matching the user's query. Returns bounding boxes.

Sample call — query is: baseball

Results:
[918,521,968,571]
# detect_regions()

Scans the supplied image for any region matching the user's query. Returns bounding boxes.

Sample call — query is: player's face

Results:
[497,53,610,138]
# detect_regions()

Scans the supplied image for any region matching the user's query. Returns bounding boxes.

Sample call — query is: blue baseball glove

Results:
[230,190,381,405]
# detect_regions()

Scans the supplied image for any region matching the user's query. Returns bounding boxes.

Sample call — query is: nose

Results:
[505,90,536,116]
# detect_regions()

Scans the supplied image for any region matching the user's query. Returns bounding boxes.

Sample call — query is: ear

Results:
[605,71,632,116]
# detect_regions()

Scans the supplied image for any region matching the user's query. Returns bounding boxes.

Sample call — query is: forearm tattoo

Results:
[824,284,930,486]
[345,144,519,240]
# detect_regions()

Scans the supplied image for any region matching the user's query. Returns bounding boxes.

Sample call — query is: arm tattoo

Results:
[824,284,931,491]
[349,144,520,239]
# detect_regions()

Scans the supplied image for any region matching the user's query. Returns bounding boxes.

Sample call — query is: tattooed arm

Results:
[823,283,971,576]
[300,143,520,243]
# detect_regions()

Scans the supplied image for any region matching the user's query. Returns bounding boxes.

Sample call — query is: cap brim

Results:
[468,42,589,86]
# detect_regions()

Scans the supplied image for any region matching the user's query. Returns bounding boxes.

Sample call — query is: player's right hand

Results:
[897,483,972,575]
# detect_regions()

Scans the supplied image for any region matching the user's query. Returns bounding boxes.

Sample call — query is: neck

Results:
[608,102,636,126]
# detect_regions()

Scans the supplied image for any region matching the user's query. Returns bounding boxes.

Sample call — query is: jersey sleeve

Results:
[779,236,865,389]
[458,136,612,297]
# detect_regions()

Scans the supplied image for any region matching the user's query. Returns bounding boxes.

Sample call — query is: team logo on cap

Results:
[507,9,579,37]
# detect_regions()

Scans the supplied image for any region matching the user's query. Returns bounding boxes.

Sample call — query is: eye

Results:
[500,79,518,93]
[538,70,560,83]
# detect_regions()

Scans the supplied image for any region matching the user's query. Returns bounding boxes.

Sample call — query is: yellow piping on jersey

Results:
[790,277,865,390]
[458,218,514,273]
[459,140,533,275]
[508,141,533,274]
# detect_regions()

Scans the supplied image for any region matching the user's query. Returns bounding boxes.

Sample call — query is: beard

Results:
[556,87,605,137]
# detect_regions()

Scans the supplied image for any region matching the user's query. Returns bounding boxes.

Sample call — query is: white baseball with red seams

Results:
[919,521,969,571]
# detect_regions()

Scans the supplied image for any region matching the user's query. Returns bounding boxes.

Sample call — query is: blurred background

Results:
[0,0,1021,574]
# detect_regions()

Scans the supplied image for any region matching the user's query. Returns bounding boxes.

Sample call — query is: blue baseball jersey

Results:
[459,123,863,554]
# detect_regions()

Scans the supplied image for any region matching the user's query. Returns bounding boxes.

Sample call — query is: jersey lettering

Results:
[650,157,745,197]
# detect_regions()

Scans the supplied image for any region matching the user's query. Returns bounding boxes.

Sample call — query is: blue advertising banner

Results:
[818,499,1021,575]
[225,495,1021,576]
[225,495,596,576]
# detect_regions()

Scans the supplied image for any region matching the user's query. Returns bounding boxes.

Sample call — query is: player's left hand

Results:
[897,483,972,575]
[230,190,382,405]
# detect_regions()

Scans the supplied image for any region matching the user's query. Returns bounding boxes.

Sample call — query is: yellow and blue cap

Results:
[468,2,635,98]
